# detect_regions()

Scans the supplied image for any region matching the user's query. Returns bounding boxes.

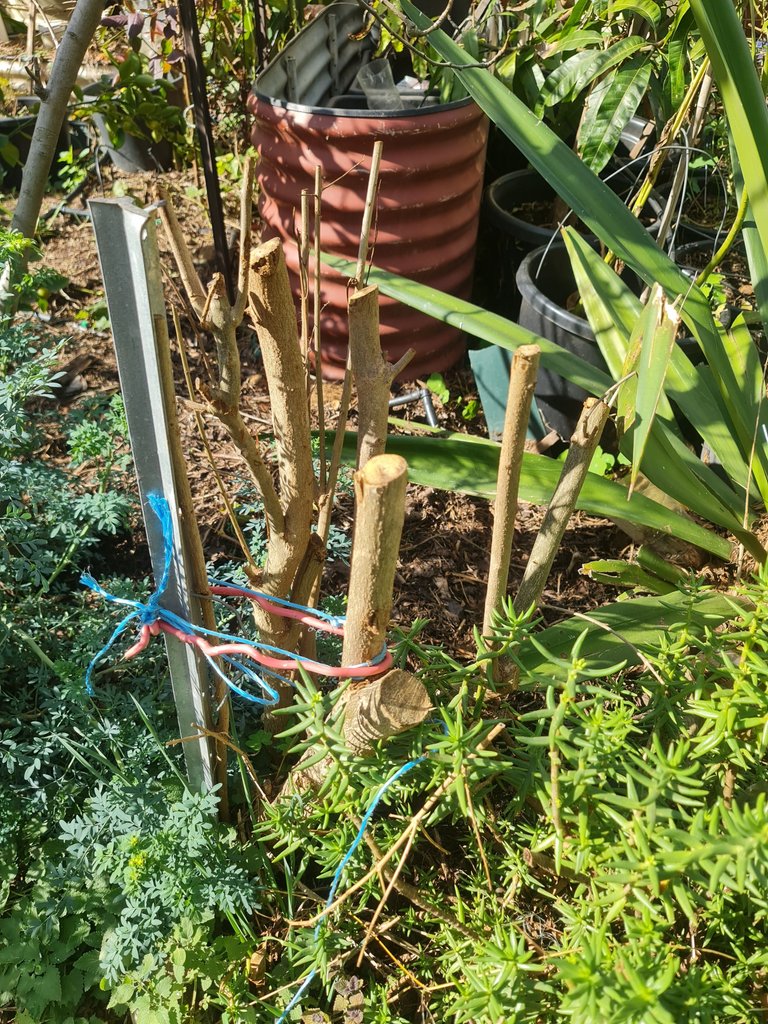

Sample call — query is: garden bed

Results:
[17,167,637,654]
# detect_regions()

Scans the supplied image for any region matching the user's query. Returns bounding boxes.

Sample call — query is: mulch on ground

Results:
[15,165,635,656]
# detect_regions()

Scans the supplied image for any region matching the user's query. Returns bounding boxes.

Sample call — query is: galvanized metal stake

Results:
[89,197,215,793]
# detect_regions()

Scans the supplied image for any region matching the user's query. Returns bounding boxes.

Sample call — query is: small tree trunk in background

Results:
[11,0,103,238]
[25,0,36,57]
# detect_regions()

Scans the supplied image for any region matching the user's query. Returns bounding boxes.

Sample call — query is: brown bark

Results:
[349,286,391,468]
[160,171,316,717]
[348,286,414,469]
[514,397,610,616]
[482,344,540,639]
[247,238,315,652]
[342,454,408,665]
[340,455,429,752]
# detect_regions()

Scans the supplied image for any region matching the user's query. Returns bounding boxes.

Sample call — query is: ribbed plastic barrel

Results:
[249,94,488,380]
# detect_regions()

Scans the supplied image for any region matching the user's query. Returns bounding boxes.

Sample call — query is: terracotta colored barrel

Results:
[249,94,488,380]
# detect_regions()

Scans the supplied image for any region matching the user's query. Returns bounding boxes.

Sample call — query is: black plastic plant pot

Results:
[478,166,662,323]
[516,243,608,440]
[92,113,173,173]
[81,80,178,173]
[0,113,70,191]
[654,171,733,247]
[485,166,663,253]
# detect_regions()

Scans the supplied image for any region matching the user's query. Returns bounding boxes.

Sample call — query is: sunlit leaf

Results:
[333,430,732,559]
[629,284,681,494]
[535,36,647,116]
[578,54,652,173]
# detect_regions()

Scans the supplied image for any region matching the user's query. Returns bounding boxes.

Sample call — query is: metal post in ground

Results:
[89,196,216,793]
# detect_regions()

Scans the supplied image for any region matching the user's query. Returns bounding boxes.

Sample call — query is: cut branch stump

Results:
[348,285,415,469]
[341,454,430,754]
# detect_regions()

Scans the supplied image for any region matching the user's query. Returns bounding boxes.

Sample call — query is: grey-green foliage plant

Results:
[0,282,133,593]
[257,570,768,1023]
[1,769,263,1023]
[0,594,186,1022]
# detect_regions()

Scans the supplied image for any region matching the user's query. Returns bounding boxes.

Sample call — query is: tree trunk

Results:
[11,0,104,238]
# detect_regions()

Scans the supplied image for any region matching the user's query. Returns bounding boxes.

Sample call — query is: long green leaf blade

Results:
[578,54,652,172]
[322,252,613,394]
[563,230,753,497]
[608,0,661,28]
[335,431,731,560]
[519,591,744,678]
[535,36,647,115]
[689,0,768,334]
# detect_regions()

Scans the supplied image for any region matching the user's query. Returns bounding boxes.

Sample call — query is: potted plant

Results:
[76,52,188,172]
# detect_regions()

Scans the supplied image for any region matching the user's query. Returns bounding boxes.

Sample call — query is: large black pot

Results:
[516,243,706,440]
[516,243,608,439]
[479,167,662,322]
[485,166,663,251]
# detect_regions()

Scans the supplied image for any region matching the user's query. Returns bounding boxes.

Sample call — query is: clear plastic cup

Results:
[356,58,404,111]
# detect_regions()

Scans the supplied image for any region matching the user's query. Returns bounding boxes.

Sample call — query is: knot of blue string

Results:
[81,493,385,704]
[81,497,435,1022]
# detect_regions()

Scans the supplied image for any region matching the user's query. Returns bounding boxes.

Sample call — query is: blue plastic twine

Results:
[82,495,388,703]
[82,494,303,705]
[275,755,424,1024]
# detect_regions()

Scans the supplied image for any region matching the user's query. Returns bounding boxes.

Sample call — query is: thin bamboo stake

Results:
[514,398,610,616]
[355,141,384,284]
[299,188,311,360]
[313,165,327,493]
[25,0,36,59]
[482,344,540,638]
[690,65,714,145]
